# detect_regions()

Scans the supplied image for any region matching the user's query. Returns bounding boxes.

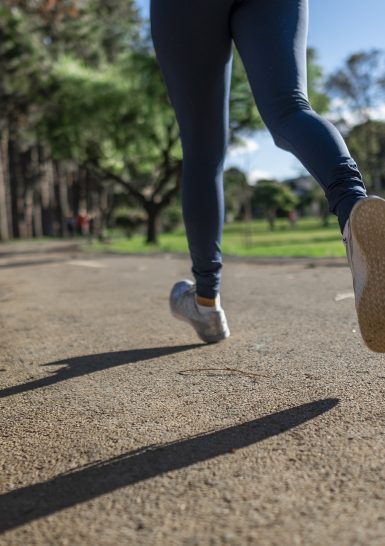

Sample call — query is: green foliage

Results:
[0,5,49,128]
[85,216,345,258]
[161,205,183,233]
[346,120,385,191]
[38,52,180,175]
[3,0,378,244]
[224,167,252,221]
[229,48,264,143]
[327,49,385,191]
[327,49,385,123]
[7,0,141,65]
[39,57,134,157]
[115,211,145,236]
[307,47,330,114]
[252,179,298,229]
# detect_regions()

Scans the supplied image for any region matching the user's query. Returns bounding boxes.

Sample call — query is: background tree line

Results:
[1,0,385,242]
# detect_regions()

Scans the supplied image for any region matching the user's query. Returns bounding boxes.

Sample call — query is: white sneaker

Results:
[343,195,385,352]
[169,279,230,343]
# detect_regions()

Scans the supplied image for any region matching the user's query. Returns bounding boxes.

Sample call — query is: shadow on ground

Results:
[0,258,73,269]
[0,244,80,259]
[0,398,339,533]
[0,345,203,399]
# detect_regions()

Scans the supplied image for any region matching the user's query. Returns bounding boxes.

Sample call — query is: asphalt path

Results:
[1,241,384,545]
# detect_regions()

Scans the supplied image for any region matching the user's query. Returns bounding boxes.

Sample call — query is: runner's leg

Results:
[150,0,234,299]
[230,0,367,232]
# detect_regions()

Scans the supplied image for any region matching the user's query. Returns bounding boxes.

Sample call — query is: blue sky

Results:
[137,0,385,180]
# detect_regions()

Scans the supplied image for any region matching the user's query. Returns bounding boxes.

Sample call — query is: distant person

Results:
[76,210,90,236]
[66,214,76,237]
[150,0,385,352]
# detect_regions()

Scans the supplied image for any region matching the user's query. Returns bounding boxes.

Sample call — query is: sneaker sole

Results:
[350,197,385,352]
[170,309,230,344]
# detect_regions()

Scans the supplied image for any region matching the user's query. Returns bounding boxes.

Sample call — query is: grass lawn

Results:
[85,217,346,258]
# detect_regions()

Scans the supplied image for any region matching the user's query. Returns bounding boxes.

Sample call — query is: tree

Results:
[39,43,270,244]
[307,47,330,114]
[0,4,50,240]
[252,179,298,230]
[0,1,333,245]
[223,167,252,222]
[327,49,385,124]
[346,120,385,193]
[5,0,141,65]
[229,48,264,144]
[37,53,182,244]
[283,176,331,225]
[327,49,385,192]
[0,0,143,241]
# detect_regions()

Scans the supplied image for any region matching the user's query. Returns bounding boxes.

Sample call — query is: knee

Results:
[262,92,312,149]
[183,140,228,174]
[182,128,229,169]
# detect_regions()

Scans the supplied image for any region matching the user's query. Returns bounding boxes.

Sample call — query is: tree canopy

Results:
[0,1,382,243]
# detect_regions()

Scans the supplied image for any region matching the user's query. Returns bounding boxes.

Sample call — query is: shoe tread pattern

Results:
[350,197,385,352]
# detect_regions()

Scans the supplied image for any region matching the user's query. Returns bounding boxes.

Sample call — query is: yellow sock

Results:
[196,295,220,308]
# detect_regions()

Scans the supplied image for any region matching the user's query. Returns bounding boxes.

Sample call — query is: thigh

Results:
[150,0,234,156]
[230,0,309,124]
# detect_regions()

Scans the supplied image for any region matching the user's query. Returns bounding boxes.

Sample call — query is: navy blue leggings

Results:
[150,0,367,299]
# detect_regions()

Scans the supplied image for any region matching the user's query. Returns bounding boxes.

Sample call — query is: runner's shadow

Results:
[0,398,339,533]
[0,344,202,399]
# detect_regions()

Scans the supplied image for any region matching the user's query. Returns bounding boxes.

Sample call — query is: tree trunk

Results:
[33,198,43,237]
[1,126,12,239]
[322,213,330,227]
[23,146,40,239]
[54,160,70,236]
[96,184,111,240]
[8,136,22,238]
[78,165,87,213]
[39,148,55,236]
[146,205,161,244]
[267,210,276,231]
[0,131,9,241]
[373,173,382,194]
[24,183,34,239]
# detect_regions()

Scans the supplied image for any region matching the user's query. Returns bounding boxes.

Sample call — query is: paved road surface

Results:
[1,241,385,546]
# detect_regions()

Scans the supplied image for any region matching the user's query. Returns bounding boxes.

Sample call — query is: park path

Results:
[0,241,385,546]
